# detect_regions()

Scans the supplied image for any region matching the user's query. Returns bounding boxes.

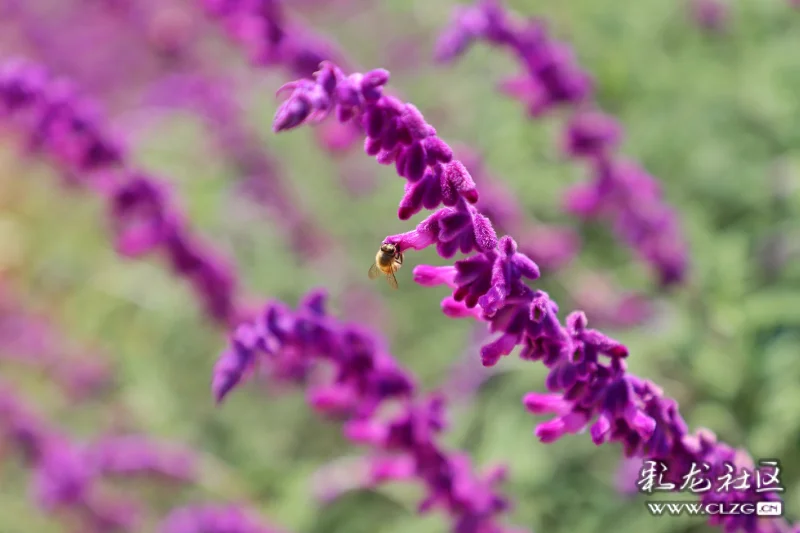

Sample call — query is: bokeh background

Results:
[1,0,799,532]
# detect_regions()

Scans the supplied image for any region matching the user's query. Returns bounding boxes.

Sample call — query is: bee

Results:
[368,242,404,289]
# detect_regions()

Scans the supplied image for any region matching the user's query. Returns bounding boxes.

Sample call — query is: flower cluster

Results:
[205,0,659,331]
[204,0,597,279]
[214,288,521,533]
[1,1,796,532]
[435,0,689,287]
[0,59,241,326]
[269,61,791,533]
[273,62,483,223]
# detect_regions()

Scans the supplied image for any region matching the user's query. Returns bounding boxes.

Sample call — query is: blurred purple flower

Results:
[270,62,790,533]
[564,158,687,286]
[435,0,689,287]
[688,0,729,32]
[0,382,50,461]
[214,290,522,533]
[562,110,623,159]
[436,2,591,114]
[32,438,96,510]
[87,435,198,482]
[0,59,243,327]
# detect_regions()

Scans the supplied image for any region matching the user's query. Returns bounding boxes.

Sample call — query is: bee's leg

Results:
[395,253,404,265]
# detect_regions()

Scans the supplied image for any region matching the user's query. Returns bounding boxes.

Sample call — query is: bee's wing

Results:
[368,263,381,280]
[386,271,399,290]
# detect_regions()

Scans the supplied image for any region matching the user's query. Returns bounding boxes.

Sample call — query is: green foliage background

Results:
[0,0,799,532]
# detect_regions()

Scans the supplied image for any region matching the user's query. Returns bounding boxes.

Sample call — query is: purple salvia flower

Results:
[564,157,687,285]
[562,110,623,159]
[271,63,790,533]
[0,59,242,326]
[0,60,125,180]
[214,289,522,533]
[86,436,198,482]
[435,0,689,287]
[272,62,484,221]
[32,437,96,511]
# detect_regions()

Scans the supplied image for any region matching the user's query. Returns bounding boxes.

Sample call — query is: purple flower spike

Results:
[564,158,689,286]
[563,110,623,158]
[270,61,790,533]
[0,59,243,327]
[215,290,520,533]
[453,252,497,308]
[386,202,497,258]
[1,59,124,179]
[0,59,47,112]
[32,439,95,510]
[438,7,593,115]
[478,236,540,317]
[436,1,690,286]
[87,436,198,482]
[272,63,481,218]
[212,325,262,403]
[110,176,179,257]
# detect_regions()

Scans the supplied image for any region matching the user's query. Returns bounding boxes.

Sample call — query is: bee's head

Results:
[380,243,396,254]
